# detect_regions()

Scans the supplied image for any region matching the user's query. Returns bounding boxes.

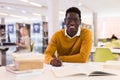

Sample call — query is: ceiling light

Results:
[6,7,13,10]
[10,14,27,18]
[21,10,27,13]
[59,11,65,15]
[30,2,42,7]
[0,12,8,16]
[78,3,82,6]
[33,13,41,16]
[20,0,29,2]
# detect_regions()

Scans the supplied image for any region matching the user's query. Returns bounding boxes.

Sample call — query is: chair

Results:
[101,39,107,43]
[93,48,118,62]
[104,40,120,48]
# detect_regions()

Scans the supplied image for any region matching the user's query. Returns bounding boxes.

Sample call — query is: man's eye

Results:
[66,18,71,21]
[66,18,79,22]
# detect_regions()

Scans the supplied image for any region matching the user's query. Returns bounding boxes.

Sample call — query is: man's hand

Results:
[50,56,62,67]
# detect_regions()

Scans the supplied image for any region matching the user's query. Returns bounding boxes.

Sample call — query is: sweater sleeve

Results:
[44,33,57,64]
[59,29,92,63]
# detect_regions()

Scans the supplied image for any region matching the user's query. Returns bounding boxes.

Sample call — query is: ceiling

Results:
[0,0,120,20]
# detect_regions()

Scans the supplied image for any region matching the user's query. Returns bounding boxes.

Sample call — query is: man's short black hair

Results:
[65,7,81,19]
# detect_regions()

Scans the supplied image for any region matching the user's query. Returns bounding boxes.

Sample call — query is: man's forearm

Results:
[58,53,89,63]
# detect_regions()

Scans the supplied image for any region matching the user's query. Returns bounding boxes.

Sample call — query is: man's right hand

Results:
[50,57,62,67]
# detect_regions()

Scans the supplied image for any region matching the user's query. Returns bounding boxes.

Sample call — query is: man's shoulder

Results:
[52,29,65,39]
[55,29,64,34]
[81,28,91,33]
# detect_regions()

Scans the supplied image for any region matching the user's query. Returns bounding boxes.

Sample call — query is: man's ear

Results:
[64,18,66,24]
[79,19,82,24]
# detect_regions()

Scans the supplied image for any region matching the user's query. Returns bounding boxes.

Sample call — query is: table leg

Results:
[1,50,6,66]
[90,52,94,61]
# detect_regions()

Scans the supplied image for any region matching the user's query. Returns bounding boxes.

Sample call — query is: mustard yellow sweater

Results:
[44,28,92,64]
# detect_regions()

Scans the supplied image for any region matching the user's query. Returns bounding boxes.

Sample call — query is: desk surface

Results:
[0,62,120,80]
[0,45,17,49]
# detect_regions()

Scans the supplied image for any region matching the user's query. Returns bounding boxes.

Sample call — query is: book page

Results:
[52,66,87,77]
[52,63,116,77]
[89,71,116,76]
[52,64,101,77]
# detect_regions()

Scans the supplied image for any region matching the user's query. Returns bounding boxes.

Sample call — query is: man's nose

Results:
[69,20,76,25]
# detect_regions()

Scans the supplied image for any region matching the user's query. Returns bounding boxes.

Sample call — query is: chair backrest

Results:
[104,40,120,48]
[93,48,115,62]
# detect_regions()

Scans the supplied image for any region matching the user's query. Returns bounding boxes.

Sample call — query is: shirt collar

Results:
[65,26,81,39]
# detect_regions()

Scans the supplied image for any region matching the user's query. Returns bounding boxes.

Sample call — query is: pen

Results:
[53,51,58,58]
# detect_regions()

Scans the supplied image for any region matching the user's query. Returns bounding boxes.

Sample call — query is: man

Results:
[44,7,92,67]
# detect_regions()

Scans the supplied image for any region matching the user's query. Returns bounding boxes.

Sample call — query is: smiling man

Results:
[44,7,92,67]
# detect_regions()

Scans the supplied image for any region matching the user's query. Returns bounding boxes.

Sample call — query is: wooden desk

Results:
[0,62,120,80]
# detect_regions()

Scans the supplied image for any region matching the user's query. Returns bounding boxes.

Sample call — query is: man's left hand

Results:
[50,57,62,67]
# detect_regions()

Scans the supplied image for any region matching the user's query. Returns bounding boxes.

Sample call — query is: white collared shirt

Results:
[65,26,81,39]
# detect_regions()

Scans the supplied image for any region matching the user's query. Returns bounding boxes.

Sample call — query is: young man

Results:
[44,7,92,67]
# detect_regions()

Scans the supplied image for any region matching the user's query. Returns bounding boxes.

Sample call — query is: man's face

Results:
[64,12,81,37]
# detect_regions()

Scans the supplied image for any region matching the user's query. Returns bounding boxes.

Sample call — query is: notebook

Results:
[103,61,120,70]
[6,65,43,74]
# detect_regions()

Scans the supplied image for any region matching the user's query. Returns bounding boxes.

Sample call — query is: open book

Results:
[52,65,116,77]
